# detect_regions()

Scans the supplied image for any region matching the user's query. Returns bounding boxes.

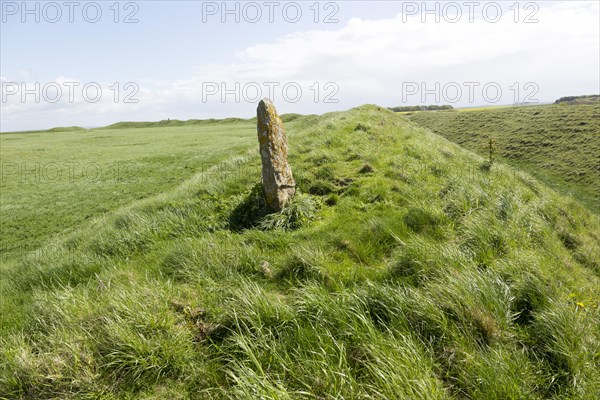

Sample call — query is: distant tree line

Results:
[554,95,600,104]
[388,105,454,112]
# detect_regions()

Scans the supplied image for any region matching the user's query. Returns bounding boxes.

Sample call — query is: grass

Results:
[0,105,599,399]
[407,102,600,212]
[0,119,271,259]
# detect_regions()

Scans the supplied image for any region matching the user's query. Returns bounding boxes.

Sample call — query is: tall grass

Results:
[1,105,598,398]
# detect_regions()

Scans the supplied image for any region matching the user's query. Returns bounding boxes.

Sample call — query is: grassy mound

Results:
[408,103,600,211]
[103,118,249,130]
[47,126,88,133]
[1,106,598,399]
[555,95,600,105]
[1,126,87,135]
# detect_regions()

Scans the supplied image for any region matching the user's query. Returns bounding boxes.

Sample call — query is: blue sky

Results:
[1,1,599,131]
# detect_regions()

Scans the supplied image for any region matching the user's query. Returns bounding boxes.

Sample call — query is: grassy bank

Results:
[408,103,600,212]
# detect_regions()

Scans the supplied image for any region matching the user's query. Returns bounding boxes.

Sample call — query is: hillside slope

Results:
[1,106,599,399]
[408,104,600,212]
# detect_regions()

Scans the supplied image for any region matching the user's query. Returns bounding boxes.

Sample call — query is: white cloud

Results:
[2,1,598,131]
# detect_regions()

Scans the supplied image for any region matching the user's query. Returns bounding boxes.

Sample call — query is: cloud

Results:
[2,1,598,131]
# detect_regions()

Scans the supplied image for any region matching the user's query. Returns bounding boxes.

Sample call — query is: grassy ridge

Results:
[555,95,600,105]
[407,103,600,211]
[102,118,249,130]
[1,106,599,398]
[0,126,88,135]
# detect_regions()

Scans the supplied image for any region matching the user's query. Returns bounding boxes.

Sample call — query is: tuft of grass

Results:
[258,193,320,231]
[358,163,374,174]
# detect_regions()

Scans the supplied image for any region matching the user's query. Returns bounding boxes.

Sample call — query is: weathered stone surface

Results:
[257,98,295,211]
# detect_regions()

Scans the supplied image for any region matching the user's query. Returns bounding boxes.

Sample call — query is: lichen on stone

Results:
[257,98,296,211]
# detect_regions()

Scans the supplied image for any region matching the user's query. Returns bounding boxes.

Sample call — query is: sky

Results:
[1,0,599,132]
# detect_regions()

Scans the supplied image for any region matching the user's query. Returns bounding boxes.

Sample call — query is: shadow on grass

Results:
[228,183,270,231]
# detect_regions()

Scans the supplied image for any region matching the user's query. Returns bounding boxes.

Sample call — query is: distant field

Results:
[0,121,260,258]
[408,103,600,211]
[456,105,535,112]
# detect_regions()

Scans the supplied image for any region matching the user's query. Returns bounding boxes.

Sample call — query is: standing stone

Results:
[257,98,296,211]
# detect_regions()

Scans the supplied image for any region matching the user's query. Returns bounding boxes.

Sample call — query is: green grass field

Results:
[407,103,600,212]
[0,120,263,259]
[1,106,599,398]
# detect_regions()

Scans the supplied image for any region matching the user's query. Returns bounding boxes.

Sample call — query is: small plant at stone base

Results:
[258,193,320,230]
